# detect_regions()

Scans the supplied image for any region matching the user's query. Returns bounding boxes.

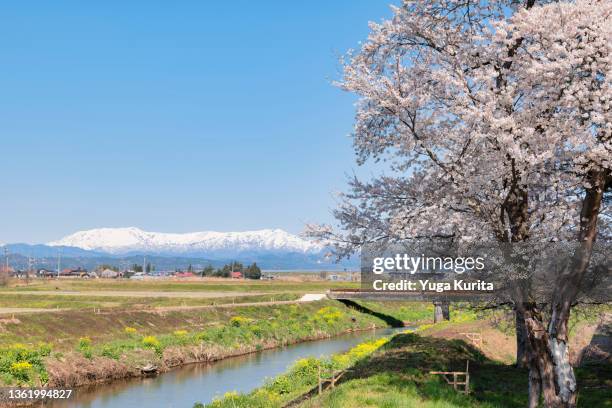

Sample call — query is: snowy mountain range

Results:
[47,227,324,257]
[3,228,352,270]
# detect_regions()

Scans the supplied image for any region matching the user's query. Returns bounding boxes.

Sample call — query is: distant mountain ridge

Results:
[3,243,107,258]
[2,228,355,270]
[47,227,323,257]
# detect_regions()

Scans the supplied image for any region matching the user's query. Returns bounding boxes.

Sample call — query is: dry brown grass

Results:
[46,354,138,387]
[420,318,603,366]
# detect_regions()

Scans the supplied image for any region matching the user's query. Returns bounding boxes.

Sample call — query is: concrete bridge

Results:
[326,289,490,323]
[326,288,488,302]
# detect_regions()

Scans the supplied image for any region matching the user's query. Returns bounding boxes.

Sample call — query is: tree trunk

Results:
[515,308,529,368]
[528,359,542,408]
[524,309,553,404]
[524,309,569,408]
[523,169,608,408]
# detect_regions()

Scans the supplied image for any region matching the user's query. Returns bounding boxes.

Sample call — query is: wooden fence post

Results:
[318,364,322,395]
[429,359,470,395]
[465,360,470,394]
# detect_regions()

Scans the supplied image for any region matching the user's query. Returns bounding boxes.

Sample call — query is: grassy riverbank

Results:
[298,333,610,408]
[0,300,432,388]
[200,310,610,408]
[195,336,392,408]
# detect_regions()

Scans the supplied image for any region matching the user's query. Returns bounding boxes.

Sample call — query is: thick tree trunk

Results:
[528,359,542,408]
[522,169,608,408]
[525,305,564,408]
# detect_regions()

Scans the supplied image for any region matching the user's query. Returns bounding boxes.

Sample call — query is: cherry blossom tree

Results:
[307,1,610,406]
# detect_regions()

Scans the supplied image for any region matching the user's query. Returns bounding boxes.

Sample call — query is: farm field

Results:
[0,277,359,312]
[0,277,358,292]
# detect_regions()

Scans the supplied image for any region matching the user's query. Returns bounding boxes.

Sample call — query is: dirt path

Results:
[1,290,271,298]
[0,307,68,315]
[151,299,305,312]
[0,294,327,315]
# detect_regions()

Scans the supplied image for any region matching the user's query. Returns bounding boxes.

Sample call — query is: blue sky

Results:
[0,1,394,243]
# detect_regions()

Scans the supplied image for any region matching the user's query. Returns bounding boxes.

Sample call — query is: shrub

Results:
[6,343,29,360]
[78,337,92,349]
[1,372,13,385]
[9,361,32,382]
[142,336,160,350]
[77,337,93,359]
[267,374,292,394]
[346,337,388,361]
[229,316,251,327]
[101,345,121,360]
[0,343,52,386]
[37,343,52,357]
[249,325,263,337]
[290,358,320,385]
[204,388,281,408]
[315,307,344,324]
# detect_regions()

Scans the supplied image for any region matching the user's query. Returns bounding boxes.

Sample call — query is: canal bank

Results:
[37,328,404,408]
[2,300,432,407]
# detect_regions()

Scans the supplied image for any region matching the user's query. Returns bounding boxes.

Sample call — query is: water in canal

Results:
[42,327,403,408]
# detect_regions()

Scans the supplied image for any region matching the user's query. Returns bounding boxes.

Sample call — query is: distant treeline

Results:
[198,261,261,279]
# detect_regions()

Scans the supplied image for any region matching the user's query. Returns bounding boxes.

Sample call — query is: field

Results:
[0,277,359,312]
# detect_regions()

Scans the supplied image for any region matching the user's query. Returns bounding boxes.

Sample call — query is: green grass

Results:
[0,279,358,293]
[301,373,484,408]
[301,332,611,408]
[0,292,299,310]
[357,301,433,324]
[0,300,433,348]
[0,300,428,387]
[200,324,611,408]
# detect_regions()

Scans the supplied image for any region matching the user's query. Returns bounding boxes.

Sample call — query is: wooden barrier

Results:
[430,360,470,394]
[460,332,483,347]
[317,365,349,395]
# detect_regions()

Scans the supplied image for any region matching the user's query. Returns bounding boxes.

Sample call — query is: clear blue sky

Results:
[0,1,394,243]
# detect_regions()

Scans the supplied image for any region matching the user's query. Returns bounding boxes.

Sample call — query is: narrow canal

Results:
[42,327,404,408]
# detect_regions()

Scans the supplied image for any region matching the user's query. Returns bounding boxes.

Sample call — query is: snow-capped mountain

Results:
[48,227,323,257]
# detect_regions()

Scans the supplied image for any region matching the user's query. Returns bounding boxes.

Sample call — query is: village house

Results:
[100,268,121,278]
